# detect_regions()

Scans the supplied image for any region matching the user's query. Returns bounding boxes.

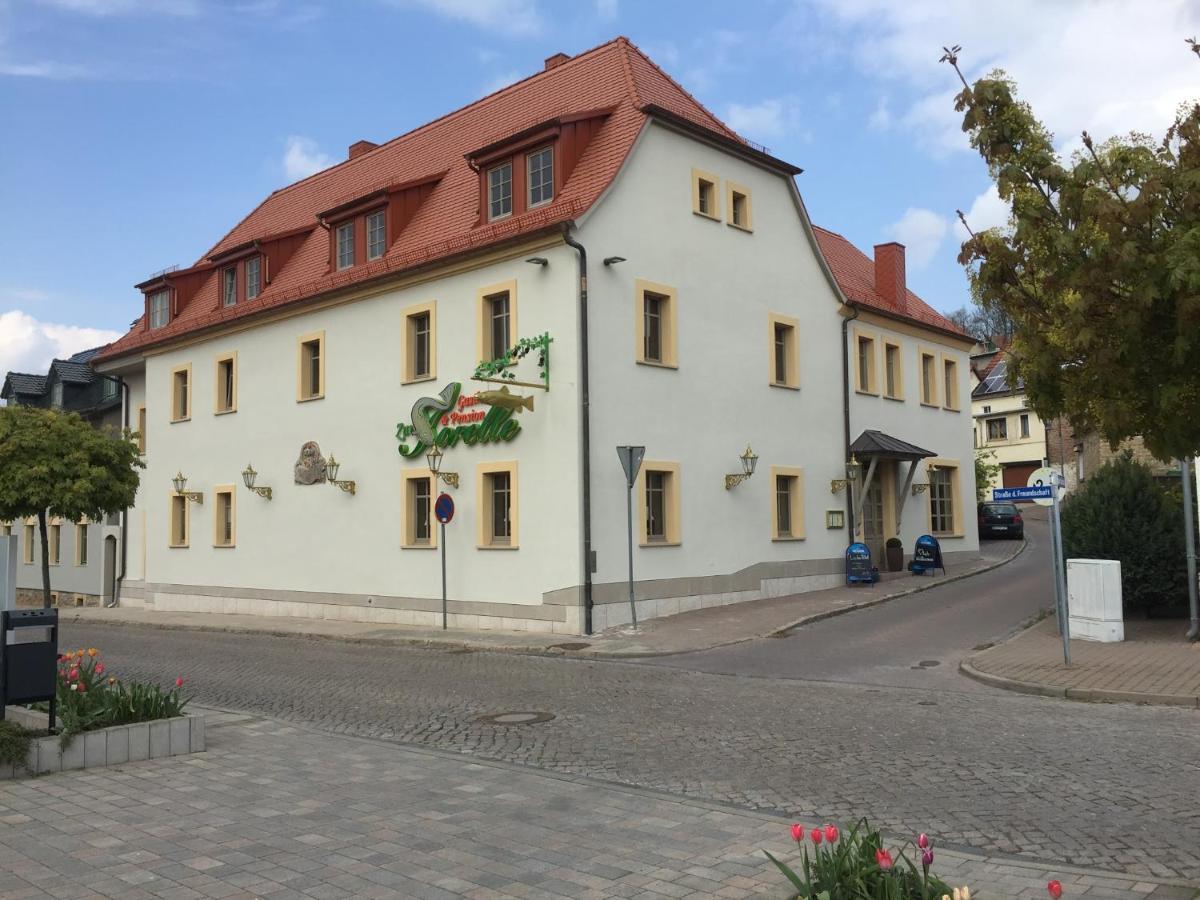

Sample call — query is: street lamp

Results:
[724,445,759,490]
[325,454,356,495]
[172,471,203,504]
[830,455,862,494]
[425,444,459,489]
[241,463,273,500]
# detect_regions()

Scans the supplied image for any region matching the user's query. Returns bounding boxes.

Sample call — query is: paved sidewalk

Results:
[963,617,1200,706]
[0,707,1194,899]
[62,540,1021,659]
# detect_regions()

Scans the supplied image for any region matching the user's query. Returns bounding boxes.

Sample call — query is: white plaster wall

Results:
[847,320,980,552]
[578,122,851,588]
[124,370,147,584]
[134,249,581,607]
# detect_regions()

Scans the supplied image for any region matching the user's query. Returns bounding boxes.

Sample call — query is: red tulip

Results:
[790,824,804,843]
[810,827,823,845]
[922,849,934,867]
[918,832,930,849]
[95,663,104,675]
[1047,881,1063,898]
[76,681,86,693]
[824,824,839,844]
[875,848,894,870]
[175,677,184,688]
[68,667,79,681]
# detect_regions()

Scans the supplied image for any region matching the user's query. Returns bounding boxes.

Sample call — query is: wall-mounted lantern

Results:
[830,455,862,494]
[241,463,273,500]
[325,454,356,495]
[911,463,939,495]
[172,471,204,504]
[724,445,759,490]
[426,445,459,489]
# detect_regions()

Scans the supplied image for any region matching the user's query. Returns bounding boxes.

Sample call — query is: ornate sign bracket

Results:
[471,332,553,392]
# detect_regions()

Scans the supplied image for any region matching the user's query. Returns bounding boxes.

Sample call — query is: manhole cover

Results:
[475,711,556,726]
[548,642,590,651]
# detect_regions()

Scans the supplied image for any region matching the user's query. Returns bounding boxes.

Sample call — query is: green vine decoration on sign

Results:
[473,332,553,388]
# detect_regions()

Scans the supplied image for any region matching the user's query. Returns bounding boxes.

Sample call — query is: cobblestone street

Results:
[65,621,1200,882]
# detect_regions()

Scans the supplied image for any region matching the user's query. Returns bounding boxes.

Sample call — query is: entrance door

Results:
[862,477,885,562]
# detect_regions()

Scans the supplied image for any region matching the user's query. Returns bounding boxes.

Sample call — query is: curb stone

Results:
[66,541,1027,662]
[960,658,1200,708]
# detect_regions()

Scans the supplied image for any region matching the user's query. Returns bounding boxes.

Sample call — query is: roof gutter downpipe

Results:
[111,376,128,608]
[563,227,594,636]
[842,305,860,539]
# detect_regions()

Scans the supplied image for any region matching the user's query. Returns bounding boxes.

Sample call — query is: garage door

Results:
[1002,463,1039,489]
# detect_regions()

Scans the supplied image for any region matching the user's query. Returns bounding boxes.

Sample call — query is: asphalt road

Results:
[60,511,1200,881]
[641,515,1050,690]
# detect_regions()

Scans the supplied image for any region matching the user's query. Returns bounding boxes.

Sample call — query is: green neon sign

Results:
[396,382,521,458]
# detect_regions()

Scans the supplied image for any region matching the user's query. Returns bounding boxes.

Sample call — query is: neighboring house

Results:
[92,37,976,634]
[970,343,1050,494]
[1046,418,1177,493]
[0,349,125,607]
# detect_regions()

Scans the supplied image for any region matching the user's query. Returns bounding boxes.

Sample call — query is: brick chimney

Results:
[544,52,570,71]
[348,140,378,160]
[874,242,907,312]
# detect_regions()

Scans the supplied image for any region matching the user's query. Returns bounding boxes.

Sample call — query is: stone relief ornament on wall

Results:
[293,441,327,485]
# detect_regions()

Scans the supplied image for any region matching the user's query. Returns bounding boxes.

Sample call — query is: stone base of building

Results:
[14,588,101,609]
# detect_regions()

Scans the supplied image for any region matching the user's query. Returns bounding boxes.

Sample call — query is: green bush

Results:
[1061,453,1188,616]
[56,648,188,748]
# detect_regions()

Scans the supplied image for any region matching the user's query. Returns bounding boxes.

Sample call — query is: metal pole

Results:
[440,522,447,630]
[1049,497,1064,636]
[1052,487,1071,665]
[1181,457,1198,641]
[626,481,637,630]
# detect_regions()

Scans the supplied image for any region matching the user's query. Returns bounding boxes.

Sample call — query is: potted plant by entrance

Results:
[885,537,904,572]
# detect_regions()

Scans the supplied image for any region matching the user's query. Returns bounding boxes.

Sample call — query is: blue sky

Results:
[1,0,1197,375]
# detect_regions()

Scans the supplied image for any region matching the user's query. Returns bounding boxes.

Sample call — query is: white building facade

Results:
[95,38,977,635]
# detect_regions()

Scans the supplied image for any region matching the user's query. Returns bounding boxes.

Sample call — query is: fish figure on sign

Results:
[476,386,534,413]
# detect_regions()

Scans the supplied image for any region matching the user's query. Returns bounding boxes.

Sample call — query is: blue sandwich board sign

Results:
[992,485,1053,502]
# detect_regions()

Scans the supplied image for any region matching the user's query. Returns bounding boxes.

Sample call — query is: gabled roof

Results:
[972,348,1023,398]
[97,37,779,364]
[811,226,970,340]
[1,373,46,400]
[49,358,96,384]
[850,429,935,460]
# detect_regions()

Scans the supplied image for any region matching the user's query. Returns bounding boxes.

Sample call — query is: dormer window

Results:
[222,267,237,307]
[366,210,386,260]
[336,222,355,270]
[527,147,553,208]
[149,289,170,329]
[246,256,261,299]
[488,162,512,221]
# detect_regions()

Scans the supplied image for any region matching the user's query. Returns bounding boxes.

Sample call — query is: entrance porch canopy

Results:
[848,430,936,530]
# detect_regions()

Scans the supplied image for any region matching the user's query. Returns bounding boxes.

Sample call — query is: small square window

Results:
[692,169,719,219]
[726,182,752,230]
[367,210,386,260]
[246,256,261,299]
[488,162,513,220]
[336,222,355,270]
[527,147,553,208]
[986,417,1008,441]
[222,267,237,307]
[149,289,170,329]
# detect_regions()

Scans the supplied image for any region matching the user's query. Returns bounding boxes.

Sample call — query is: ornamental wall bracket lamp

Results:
[830,455,863,494]
[603,256,627,266]
[724,445,759,490]
[425,445,460,489]
[241,463,273,500]
[325,454,357,495]
[911,482,931,496]
[171,471,204,504]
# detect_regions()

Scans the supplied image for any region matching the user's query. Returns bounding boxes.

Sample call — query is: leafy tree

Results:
[1061,453,1186,616]
[0,406,143,608]
[942,44,1200,460]
[974,449,1001,501]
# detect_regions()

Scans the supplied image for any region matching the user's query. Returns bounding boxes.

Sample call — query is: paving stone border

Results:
[0,710,204,779]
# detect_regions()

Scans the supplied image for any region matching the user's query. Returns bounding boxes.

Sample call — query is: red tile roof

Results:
[97,37,752,363]
[811,225,970,339]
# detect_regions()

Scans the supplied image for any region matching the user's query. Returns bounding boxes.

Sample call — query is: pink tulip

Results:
[68,667,79,681]
[810,828,823,846]
[175,677,184,688]
[922,849,934,867]
[875,848,894,870]
[918,833,930,849]
[824,824,839,844]
[95,663,104,675]
[790,824,804,843]
[1047,881,1063,899]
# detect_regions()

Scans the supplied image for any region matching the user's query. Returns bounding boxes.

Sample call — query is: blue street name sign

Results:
[435,492,455,524]
[992,485,1053,501]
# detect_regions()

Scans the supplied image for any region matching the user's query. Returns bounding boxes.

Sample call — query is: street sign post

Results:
[615,446,645,630]
[435,493,454,630]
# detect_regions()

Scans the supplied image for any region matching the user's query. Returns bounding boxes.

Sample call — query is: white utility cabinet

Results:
[1067,558,1124,642]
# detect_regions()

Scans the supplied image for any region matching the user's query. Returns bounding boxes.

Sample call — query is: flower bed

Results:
[0,647,202,778]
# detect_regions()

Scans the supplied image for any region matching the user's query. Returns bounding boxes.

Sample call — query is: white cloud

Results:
[885,207,948,269]
[595,0,617,19]
[725,98,795,140]
[399,0,541,35]
[868,95,891,130]
[0,310,121,381]
[481,69,521,95]
[806,0,1200,155]
[282,135,334,182]
[955,184,1010,237]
